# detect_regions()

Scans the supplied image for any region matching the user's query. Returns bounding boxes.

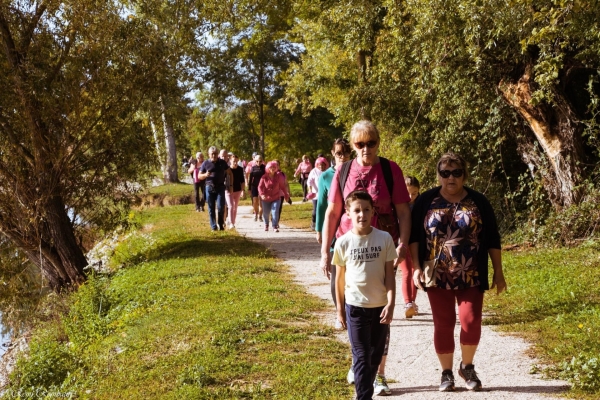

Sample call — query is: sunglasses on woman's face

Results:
[334,151,349,157]
[438,169,464,178]
[354,140,377,149]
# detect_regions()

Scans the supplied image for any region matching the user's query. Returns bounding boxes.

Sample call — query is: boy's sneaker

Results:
[347,368,354,384]
[439,369,455,392]
[404,303,416,318]
[458,362,482,391]
[373,374,391,396]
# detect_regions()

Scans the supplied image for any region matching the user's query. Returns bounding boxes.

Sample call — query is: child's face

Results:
[346,199,373,230]
[407,185,420,203]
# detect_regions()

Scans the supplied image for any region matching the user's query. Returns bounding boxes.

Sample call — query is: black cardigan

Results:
[409,186,501,292]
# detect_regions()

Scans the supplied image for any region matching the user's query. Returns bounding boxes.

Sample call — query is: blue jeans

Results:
[346,304,388,400]
[206,186,225,230]
[262,199,281,227]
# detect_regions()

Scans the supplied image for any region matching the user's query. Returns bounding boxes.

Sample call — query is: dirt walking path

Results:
[234,204,569,398]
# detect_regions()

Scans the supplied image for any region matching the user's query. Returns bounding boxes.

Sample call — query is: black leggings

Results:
[300,176,309,199]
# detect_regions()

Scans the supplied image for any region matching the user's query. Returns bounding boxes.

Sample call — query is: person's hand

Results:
[491,271,507,295]
[394,244,407,266]
[337,310,347,330]
[260,195,266,200]
[240,191,245,200]
[287,198,292,205]
[413,268,424,290]
[380,304,394,324]
[320,253,331,279]
[316,231,322,244]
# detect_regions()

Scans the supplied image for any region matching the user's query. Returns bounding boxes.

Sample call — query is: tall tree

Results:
[0,0,159,290]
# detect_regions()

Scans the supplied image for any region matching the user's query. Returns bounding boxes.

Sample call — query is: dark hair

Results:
[332,137,352,154]
[344,190,374,209]
[437,152,469,180]
[405,176,420,188]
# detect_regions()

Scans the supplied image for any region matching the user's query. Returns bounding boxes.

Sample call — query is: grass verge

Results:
[3,204,351,399]
[485,242,600,398]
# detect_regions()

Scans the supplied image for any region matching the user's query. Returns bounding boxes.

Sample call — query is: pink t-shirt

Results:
[295,161,312,176]
[258,172,290,202]
[328,158,410,242]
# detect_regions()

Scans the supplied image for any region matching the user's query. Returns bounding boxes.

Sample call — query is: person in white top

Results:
[307,157,329,230]
[332,190,396,400]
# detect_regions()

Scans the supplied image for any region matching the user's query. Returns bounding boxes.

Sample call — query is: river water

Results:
[0,315,8,357]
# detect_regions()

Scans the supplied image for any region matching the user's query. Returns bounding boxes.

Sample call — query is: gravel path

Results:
[234,205,569,398]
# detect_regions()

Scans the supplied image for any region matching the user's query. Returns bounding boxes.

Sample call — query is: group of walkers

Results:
[314,121,507,399]
[189,119,508,399]
[188,149,290,232]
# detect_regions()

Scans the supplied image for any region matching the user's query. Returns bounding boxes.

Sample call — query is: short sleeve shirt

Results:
[328,159,410,242]
[200,159,229,189]
[425,195,483,290]
[332,228,397,308]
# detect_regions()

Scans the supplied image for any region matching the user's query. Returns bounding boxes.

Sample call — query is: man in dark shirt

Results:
[199,146,230,231]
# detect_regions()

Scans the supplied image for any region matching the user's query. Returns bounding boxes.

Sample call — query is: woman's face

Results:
[317,162,327,171]
[407,185,420,204]
[268,165,277,175]
[230,156,238,168]
[438,162,465,195]
[351,134,379,165]
[332,144,351,167]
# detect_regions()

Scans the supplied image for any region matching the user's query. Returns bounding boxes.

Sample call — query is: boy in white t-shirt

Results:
[333,190,397,400]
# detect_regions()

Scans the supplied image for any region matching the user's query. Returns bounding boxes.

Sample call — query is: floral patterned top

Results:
[424,195,483,290]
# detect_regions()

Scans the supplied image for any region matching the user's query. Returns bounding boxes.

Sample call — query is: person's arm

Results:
[489,248,507,294]
[411,242,424,290]
[335,265,346,329]
[315,175,329,242]
[187,162,196,174]
[380,259,396,324]
[294,164,301,177]
[320,201,343,276]
[394,202,411,266]
[280,174,290,201]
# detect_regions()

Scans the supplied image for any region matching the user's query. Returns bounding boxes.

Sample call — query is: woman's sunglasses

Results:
[354,140,378,149]
[438,169,464,178]
[334,151,350,157]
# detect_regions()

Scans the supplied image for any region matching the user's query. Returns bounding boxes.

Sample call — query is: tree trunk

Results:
[258,65,265,158]
[150,118,167,180]
[160,96,179,183]
[356,50,372,121]
[43,192,87,286]
[499,65,585,208]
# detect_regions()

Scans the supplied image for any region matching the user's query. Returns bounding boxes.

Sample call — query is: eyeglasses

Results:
[354,140,377,149]
[334,151,349,157]
[438,169,464,178]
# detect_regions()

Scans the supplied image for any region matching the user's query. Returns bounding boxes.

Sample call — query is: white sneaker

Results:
[347,368,354,384]
[374,374,391,396]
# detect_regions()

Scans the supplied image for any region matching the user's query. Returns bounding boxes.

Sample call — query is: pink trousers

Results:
[225,190,242,225]
[399,250,417,304]
[427,286,483,354]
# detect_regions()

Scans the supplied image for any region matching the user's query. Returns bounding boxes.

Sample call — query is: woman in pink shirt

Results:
[294,155,312,202]
[259,161,290,232]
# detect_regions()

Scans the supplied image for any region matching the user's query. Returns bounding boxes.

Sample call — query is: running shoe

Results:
[347,367,354,384]
[265,225,269,231]
[254,214,258,221]
[404,303,416,319]
[274,228,279,232]
[439,369,455,392]
[259,214,263,222]
[413,303,419,314]
[373,374,391,396]
[200,206,204,212]
[458,362,482,391]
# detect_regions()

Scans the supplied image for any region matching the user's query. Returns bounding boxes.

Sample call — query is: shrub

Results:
[561,353,600,392]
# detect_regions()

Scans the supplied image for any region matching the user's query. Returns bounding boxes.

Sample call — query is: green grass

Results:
[146,182,194,197]
[4,204,352,399]
[485,242,600,398]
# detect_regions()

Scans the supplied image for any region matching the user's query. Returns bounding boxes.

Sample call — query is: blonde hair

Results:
[350,120,380,143]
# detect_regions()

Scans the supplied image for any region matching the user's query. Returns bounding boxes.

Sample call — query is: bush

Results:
[62,274,112,348]
[561,353,600,392]
[6,335,77,397]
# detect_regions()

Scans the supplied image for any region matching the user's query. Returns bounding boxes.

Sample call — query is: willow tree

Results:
[0,0,158,290]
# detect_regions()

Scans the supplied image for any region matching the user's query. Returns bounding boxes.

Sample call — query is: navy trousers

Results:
[346,304,388,400]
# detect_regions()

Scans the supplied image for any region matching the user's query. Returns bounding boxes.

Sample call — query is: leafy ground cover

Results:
[3,203,351,399]
[485,243,600,398]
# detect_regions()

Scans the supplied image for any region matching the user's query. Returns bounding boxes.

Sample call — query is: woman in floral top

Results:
[410,152,507,393]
